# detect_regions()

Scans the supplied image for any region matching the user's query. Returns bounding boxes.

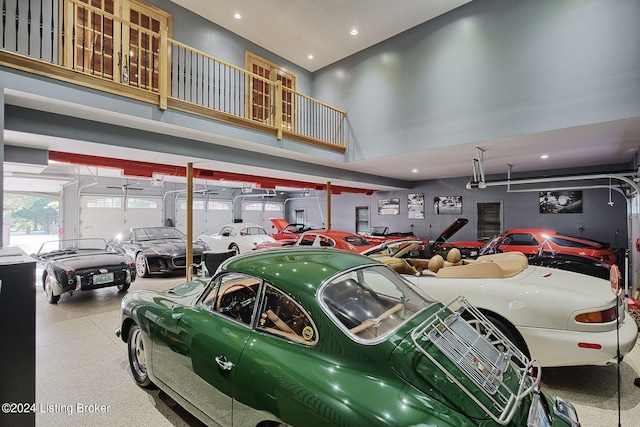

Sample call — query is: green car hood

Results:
[134,279,208,308]
[389,331,525,424]
[165,279,207,298]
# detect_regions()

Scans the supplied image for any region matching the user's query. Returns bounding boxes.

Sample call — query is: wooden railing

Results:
[0,0,347,152]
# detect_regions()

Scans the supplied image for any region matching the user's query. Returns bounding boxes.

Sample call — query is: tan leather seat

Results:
[427,254,444,273]
[445,248,462,266]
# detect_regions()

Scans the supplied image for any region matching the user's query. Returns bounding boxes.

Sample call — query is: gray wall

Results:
[312,0,640,163]
[288,170,631,249]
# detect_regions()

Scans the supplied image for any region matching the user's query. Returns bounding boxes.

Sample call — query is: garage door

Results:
[242,201,283,230]
[80,196,163,239]
[175,199,233,237]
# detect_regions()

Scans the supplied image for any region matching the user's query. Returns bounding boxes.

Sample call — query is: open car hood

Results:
[434,218,469,243]
[269,218,290,232]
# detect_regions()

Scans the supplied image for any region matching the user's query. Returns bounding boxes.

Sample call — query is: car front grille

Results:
[171,255,202,268]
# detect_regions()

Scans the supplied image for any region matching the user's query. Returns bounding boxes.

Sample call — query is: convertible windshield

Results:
[37,238,108,255]
[134,227,185,241]
[321,265,435,342]
[342,235,372,246]
[478,235,501,255]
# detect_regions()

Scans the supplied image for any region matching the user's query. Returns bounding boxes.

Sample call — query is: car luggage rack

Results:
[411,296,540,425]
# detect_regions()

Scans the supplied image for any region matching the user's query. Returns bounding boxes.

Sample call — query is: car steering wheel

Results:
[216,284,257,320]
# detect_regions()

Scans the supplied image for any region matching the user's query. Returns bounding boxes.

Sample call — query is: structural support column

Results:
[186,162,193,280]
[326,182,331,230]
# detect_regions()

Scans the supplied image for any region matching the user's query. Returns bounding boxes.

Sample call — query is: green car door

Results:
[151,272,260,425]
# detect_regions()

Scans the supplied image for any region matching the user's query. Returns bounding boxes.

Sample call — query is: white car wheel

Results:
[135,253,149,278]
[44,274,60,304]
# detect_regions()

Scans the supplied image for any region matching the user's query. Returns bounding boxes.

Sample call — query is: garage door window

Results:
[86,197,122,208]
[208,201,231,211]
[264,203,281,212]
[128,198,158,208]
[179,201,205,209]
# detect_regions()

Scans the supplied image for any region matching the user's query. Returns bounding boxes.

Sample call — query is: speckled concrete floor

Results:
[34,275,640,426]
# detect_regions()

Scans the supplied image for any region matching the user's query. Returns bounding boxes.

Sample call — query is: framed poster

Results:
[408,193,424,219]
[434,196,462,215]
[539,191,583,213]
[378,198,400,215]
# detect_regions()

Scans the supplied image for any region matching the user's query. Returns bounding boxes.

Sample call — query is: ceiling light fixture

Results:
[350,28,359,36]
[412,169,418,173]
[540,154,549,159]
[234,13,242,20]
[308,54,314,60]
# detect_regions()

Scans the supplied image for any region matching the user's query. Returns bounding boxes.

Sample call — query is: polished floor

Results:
[35,274,640,427]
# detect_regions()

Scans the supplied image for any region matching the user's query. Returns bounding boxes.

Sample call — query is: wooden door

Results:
[67,0,170,89]
[246,52,297,129]
[123,0,168,91]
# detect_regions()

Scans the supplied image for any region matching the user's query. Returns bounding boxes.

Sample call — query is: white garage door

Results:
[242,201,283,230]
[80,196,163,239]
[175,199,233,236]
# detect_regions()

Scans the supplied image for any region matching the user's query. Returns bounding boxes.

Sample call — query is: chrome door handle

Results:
[215,355,234,371]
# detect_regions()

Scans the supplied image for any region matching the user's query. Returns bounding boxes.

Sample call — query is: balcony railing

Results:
[0,0,347,151]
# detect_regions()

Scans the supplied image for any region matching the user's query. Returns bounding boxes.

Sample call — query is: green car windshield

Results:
[321,265,435,343]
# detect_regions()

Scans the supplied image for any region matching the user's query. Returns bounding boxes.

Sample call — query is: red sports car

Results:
[481,228,617,265]
[257,229,374,253]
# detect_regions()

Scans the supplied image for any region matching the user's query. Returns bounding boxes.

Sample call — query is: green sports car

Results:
[116,248,579,427]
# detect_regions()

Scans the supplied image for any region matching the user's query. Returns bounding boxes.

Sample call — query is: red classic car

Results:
[362,226,426,246]
[435,220,618,265]
[257,229,374,253]
[267,218,317,241]
[481,228,617,265]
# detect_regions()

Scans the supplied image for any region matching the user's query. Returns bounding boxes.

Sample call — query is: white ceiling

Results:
[3,0,640,194]
[171,0,473,72]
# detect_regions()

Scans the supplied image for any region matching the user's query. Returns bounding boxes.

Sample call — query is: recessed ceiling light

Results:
[234,13,242,20]
[350,28,359,36]
[540,154,549,159]
[412,169,418,173]
[308,54,314,60]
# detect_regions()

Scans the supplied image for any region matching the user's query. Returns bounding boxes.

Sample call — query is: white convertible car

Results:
[197,223,275,254]
[364,240,637,367]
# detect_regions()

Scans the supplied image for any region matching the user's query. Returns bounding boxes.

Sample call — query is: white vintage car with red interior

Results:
[197,223,276,254]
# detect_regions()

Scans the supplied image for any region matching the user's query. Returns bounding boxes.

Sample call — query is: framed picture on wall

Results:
[408,193,425,219]
[433,196,462,215]
[378,198,400,215]
[539,191,583,213]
